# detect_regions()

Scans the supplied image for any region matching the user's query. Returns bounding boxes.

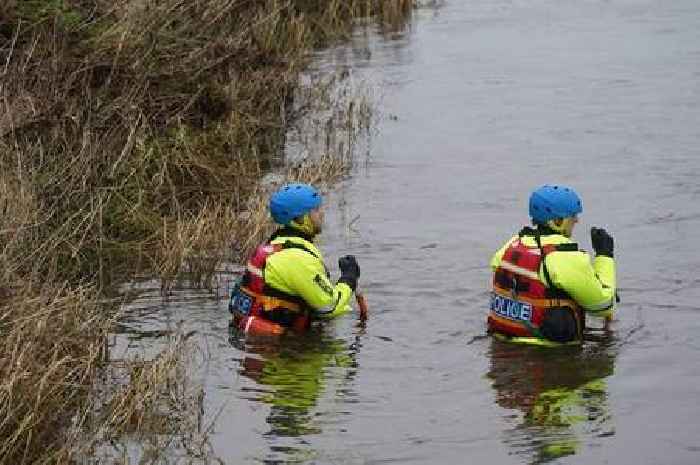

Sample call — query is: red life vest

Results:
[488,237,584,342]
[230,242,312,335]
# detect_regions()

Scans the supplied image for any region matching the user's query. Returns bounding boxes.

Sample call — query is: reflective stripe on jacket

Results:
[489,237,584,341]
[234,241,309,332]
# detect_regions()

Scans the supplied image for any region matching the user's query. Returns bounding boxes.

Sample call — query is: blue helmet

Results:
[269,183,322,225]
[529,184,583,224]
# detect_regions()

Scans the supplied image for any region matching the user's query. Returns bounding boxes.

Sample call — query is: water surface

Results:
[118,1,700,463]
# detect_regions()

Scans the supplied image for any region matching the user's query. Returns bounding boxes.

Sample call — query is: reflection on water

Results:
[230,326,364,462]
[487,336,616,464]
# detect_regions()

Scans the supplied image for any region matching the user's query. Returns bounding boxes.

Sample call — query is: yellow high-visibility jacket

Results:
[264,234,352,319]
[491,233,616,317]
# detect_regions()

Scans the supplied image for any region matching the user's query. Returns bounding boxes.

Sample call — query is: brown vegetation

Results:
[0,283,111,464]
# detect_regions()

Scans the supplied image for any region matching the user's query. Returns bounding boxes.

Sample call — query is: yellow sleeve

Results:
[545,251,616,316]
[265,249,352,318]
[491,236,518,271]
[593,255,616,290]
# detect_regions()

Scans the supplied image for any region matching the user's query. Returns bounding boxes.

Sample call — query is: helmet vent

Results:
[529,184,582,224]
[269,183,323,225]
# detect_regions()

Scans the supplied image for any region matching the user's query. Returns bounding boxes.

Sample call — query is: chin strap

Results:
[545,219,567,235]
[289,214,317,237]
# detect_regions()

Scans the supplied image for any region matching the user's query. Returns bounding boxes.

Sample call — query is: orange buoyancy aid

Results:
[229,242,311,335]
[488,237,585,343]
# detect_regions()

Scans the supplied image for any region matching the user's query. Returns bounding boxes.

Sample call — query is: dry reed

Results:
[0,283,112,465]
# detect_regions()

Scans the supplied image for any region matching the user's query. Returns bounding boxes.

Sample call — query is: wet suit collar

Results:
[519,225,559,237]
[518,225,579,251]
[269,226,315,243]
[268,227,321,260]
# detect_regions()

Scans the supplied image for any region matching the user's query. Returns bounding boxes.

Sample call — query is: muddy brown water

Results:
[115,1,700,463]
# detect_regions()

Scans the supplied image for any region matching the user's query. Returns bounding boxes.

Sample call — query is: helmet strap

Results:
[289,214,317,237]
[545,219,566,234]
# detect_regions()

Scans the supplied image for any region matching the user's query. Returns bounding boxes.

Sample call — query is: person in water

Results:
[229,183,360,335]
[488,184,616,344]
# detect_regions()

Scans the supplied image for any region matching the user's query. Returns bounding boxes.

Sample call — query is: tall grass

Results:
[0,1,411,463]
[1,0,406,284]
[0,283,111,465]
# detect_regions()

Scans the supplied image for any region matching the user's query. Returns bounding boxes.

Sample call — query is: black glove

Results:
[591,227,614,258]
[338,255,360,291]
